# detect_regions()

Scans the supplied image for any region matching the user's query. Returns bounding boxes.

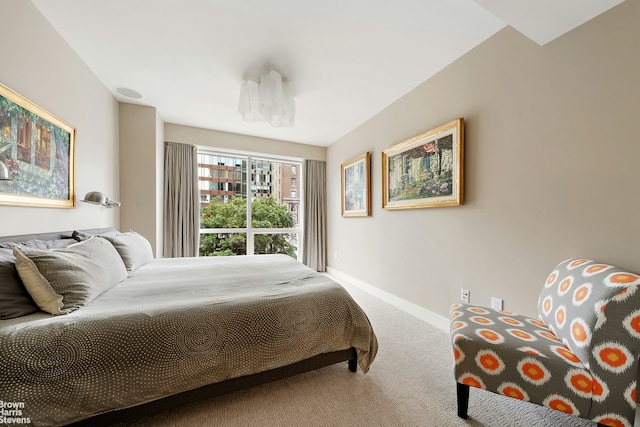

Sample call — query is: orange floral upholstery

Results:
[451,259,640,427]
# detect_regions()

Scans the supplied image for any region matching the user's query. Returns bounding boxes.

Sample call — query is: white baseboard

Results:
[326,267,450,333]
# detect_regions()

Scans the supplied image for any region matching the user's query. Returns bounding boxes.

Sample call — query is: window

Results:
[198,150,302,259]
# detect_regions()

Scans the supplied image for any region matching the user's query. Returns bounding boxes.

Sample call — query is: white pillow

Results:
[100,231,153,272]
[13,237,128,315]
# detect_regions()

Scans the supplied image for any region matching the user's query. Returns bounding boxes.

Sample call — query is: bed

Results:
[0,229,378,426]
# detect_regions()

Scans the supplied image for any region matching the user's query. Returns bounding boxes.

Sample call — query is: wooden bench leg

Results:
[348,358,357,372]
[457,382,470,419]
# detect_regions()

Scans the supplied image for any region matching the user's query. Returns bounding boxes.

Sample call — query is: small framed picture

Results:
[341,152,371,217]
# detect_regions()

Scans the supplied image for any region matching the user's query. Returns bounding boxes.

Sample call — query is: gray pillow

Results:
[0,238,77,250]
[0,249,39,319]
[13,237,128,315]
[71,230,118,242]
[100,231,153,272]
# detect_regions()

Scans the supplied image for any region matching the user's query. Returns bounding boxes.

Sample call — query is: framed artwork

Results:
[0,83,75,208]
[382,118,464,210]
[341,151,371,217]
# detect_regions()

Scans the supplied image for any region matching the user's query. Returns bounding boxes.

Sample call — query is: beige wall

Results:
[165,124,326,161]
[119,103,164,255]
[0,0,119,236]
[327,0,640,319]
[155,110,165,255]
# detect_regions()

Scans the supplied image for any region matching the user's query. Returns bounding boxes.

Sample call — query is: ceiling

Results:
[31,0,623,147]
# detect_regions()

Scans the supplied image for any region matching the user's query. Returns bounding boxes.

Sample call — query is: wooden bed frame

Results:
[2,228,358,426]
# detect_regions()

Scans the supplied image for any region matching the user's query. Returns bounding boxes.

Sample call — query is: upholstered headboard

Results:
[0,228,116,244]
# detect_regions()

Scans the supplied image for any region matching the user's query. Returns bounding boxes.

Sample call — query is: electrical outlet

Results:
[491,297,503,311]
[461,289,470,303]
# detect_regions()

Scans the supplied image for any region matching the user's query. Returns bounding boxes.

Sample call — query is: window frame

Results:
[197,146,304,260]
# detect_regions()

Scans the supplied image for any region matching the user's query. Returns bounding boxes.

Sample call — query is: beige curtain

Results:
[163,142,199,257]
[302,160,327,271]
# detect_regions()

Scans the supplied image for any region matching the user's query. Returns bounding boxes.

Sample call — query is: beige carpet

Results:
[111,280,597,427]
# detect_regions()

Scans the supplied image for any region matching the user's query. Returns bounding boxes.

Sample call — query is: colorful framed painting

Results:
[341,151,371,217]
[0,83,75,208]
[382,118,464,210]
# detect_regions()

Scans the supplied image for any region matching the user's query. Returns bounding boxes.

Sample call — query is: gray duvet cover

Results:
[0,255,377,426]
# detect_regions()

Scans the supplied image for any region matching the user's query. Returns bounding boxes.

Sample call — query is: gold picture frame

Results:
[382,118,464,210]
[0,83,75,208]
[341,151,371,217]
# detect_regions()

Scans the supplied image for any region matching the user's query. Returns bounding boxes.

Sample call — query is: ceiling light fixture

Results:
[238,70,295,128]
